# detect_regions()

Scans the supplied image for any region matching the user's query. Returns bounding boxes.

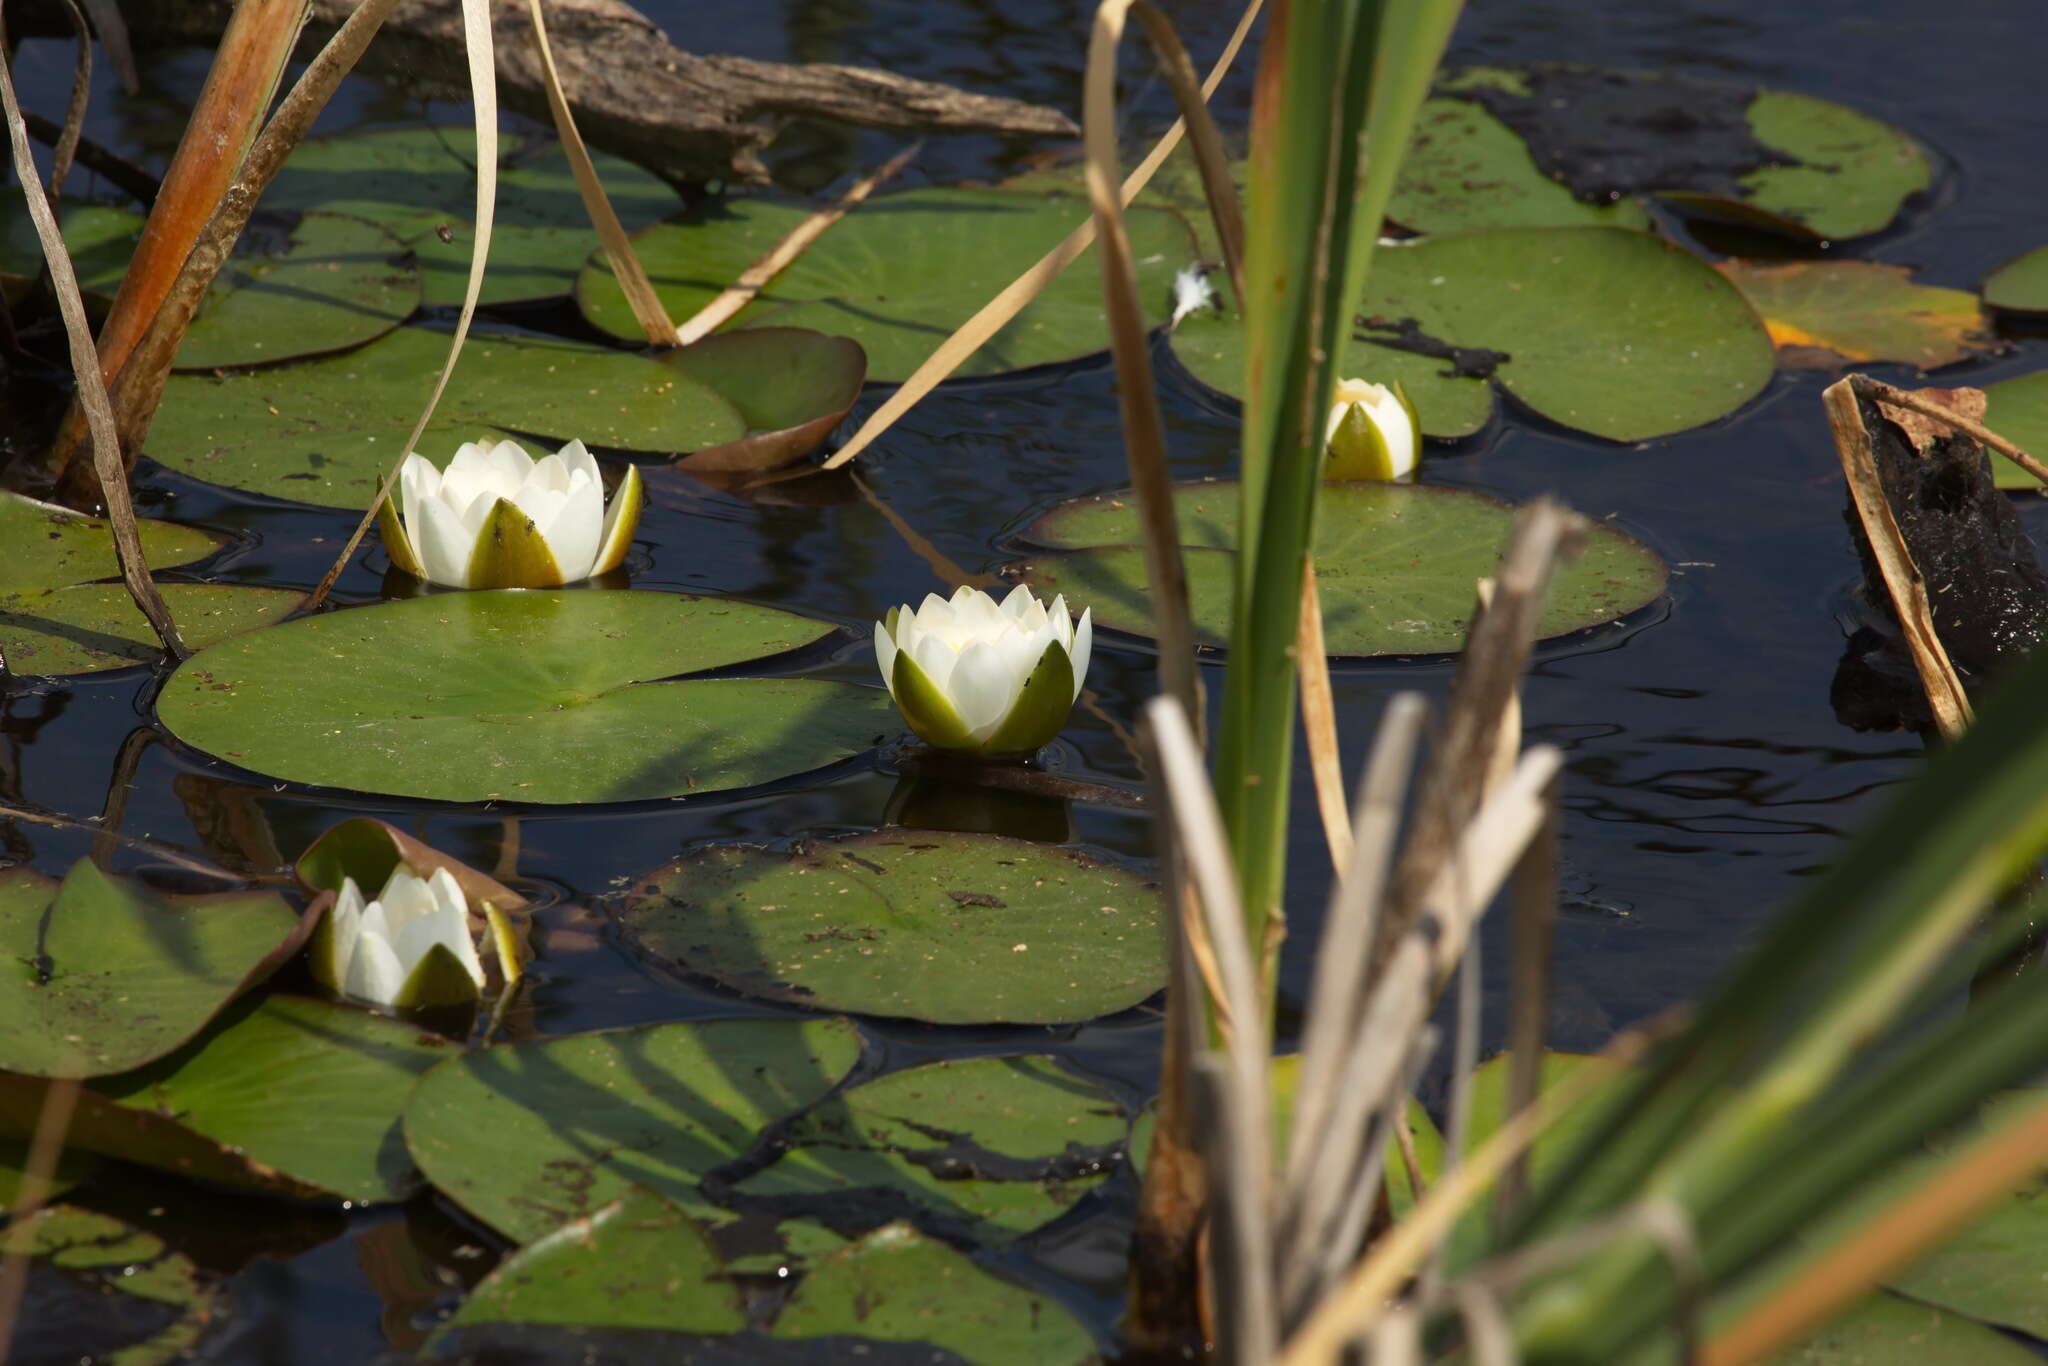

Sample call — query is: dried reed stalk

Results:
[1298,559,1352,872]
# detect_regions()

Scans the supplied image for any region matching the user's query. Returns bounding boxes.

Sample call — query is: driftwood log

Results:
[17,0,1077,184]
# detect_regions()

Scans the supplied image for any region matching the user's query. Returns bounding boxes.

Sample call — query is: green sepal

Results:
[889,649,979,751]
[466,497,567,589]
[589,463,644,577]
[377,495,427,579]
[307,899,344,995]
[980,641,1076,756]
[394,941,482,1009]
[1391,378,1421,444]
[481,898,525,989]
[1325,403,1397,482]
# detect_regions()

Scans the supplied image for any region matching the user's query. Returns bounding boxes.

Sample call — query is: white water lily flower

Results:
[1169,263,1220,330]
[874,585,1093,756]
[378,437,643,589]
[315,865,486,1009]
[1324,378,1421,482]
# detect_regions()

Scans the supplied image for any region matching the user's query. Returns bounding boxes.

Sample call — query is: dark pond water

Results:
[6,0,2048,1359]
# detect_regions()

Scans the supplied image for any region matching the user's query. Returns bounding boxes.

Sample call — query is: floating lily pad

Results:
[262,127,683,307]
[620,832,1163,1024]
[1984,245,2048,314]
[437,1187,745,1338]
[0,993,453,1202]
[0,860,306,1078]
[10,1207,216,1366]
[0,490,221,592]
[1175,228,1772,442]
[0,1138,99,1206]
[1713,261,1990,371]
[0,200,142,298]
[1760,1293,2042,1366]
[1882,1174,2048,1340]
[1981,371,2048,491]
[173,210,419,370]
[1010,481,1667,657]
[0,583,300,676]
[1391,97,1653,234]
[577,187,1194,382]
[1438,66,1930,242]
[736,1054,1123,1244]
[156,590,889,804]
[664,329,867,473]
[145,326,745,508]
[773,1222,1097,1366]
[403,1017,864,1242]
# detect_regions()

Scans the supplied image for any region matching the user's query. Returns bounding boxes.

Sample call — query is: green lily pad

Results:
[403,1017,864,1242]
[1984,245,2048,314]
[0,1137,100,1206]
[1740,90,1934,243]
[0,993,454,1202]
[664,328,868,473]
[1714,260,1991,371]
[173,210,419,370]
[262,127,683,307]
[620,832,1163,1024]
[144,325,745,508]
[157,590,890,804]
[0,490,221,593]
[735,1054,1123,1244]
[0,200,142,299]
[1755,1293,2042,1366]
[0,860,306,1078]
[1981,371,2048,491]
[0,583,300,676]
[1391,97,1653,235]
[1175,228,1772,443]
[10,1207,216,1366]
[1010,481,1668,657]
[437,1187,745,1338]
[773,1222,1097,1366]
[1882,1175,2048,1340]
[577,187,1195,382]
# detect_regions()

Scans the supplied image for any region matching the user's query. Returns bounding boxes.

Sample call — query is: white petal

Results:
[910,630,959,695]
[953,588,1005,639]
[398,453,441,529]
[343,931,408,1007]
[375,867,439,933]
[556,439,599,488]
[874,620,900,697]
[425,867,469,920]
[539,472,603,581]
[327,878,367,986]
[947,640,1026,741]
[1047,594,1073,648]
[999,584,1037,620]
[909,592,955,638]
[394,907,486,988]
[1069,609,1093,700]
[413,494,479,588]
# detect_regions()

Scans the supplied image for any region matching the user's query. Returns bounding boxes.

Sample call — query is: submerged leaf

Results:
[10,1207,215,1366]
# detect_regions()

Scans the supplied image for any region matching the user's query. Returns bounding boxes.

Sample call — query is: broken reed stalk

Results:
[47,0,310,497]
[1081,0,1218,731]
[1298,560,1352,873]
[0,1075,80,1366]
[819,0,1264,472]
[1497,770,1561,1230]
[1862,378,2048,491]
[0,26,184,656]
[523,0,678,345]
[307,0,499,613]
[44,0,90,202]
[1822,376,1973,741]
[675,141,921,347]
[104,0,404,465]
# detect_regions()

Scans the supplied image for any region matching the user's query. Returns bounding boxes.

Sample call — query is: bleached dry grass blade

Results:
[1498,771,1561,1229]
[1298,560,1351,873]
[0,24,184,656]
[309,0,498,611]
[45,0,91,202]
[525,0,679,346]
[821,0,1263,472]
[78,0,136,93]
[1823,376,1973,740]
[0,1076,80,1366]
[675,142,921,347]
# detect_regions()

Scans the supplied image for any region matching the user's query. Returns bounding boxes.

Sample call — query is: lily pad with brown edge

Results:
[0,993,455,1202]
[1436,66,1931,243]
[772,1222,1098,1366]
[0,583,301,677]
[144,325,745,510]
[1713,261,1992,372]
[1008,481,1667,658]
[0,490,222,593]
[1981,370,2048,492]
[619,831,1163,1025]
[1984,245,2048,315]
[1173,227,1772,443]
[576,187,1195,382]
[0,860,310,1079]
[172,210,421,371]
[9,1207,217,1366]
[402,1017,865,1243]
[296,817,534,990]
[260,126,684,308]
[734,1054,1123,1245]
[662,328,868,473]
[155,590,893,805]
